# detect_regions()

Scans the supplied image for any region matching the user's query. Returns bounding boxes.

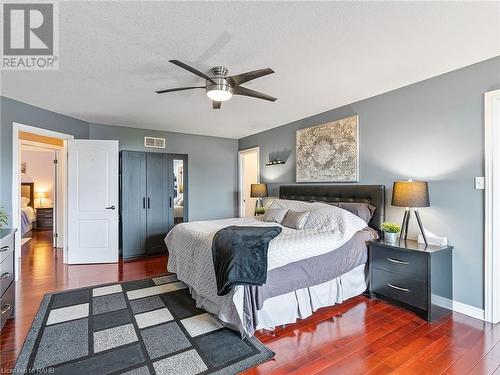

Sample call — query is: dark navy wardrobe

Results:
[120,151,188,259]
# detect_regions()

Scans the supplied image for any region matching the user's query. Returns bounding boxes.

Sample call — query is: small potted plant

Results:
[0,208,8,229]
[255,206,266,216]
[380,222,401,243]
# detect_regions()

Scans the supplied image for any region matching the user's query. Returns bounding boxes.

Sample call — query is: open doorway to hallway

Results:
[12,124,73,279]
[19,132,63,253]
[238,147,260,218]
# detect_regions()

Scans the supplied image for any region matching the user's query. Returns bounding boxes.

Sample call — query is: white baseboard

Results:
[452,300,485,321]
[432,295,484,321]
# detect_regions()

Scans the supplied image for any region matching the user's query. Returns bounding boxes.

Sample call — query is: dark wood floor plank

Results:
[442,323,500,374]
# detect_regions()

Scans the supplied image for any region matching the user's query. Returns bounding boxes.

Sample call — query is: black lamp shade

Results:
[250,183,267,198]
[392,181,430,208]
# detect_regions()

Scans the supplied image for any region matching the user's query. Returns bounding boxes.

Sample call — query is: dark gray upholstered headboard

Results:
[279,185,385,232]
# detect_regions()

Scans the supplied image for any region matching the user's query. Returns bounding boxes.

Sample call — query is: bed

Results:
[21,182,36,237]
[165,184,385,336]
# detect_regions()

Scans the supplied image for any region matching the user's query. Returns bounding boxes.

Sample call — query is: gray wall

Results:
[88,123,238,221]
[0,96,238,225]
[0,96,90,223]
[239,56,500,310]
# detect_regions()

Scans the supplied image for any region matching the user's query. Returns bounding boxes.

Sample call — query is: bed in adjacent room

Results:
[20,182,36,237]
[165,185,385,336]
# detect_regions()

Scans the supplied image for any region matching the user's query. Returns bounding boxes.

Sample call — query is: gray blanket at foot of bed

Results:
[212,225,282,296]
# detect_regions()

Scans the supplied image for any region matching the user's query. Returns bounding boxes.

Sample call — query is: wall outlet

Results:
[475,177,485,190]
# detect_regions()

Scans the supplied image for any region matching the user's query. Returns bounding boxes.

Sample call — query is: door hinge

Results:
[53,159,58,164]
[54,233,59,238]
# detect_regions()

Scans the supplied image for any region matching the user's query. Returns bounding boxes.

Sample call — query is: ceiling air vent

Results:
[144,136,166,149]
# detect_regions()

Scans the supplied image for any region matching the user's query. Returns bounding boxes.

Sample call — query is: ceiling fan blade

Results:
[232,86,277,102]
[155,86,205,94]
[212,101,221,109]
[169,60,216,84]
[226,68,274,87]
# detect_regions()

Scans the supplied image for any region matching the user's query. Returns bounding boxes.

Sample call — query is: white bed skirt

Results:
[190,263,368,334]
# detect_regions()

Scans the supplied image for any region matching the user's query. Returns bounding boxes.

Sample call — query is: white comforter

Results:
[21,206,36,222]
[165,201,368,334]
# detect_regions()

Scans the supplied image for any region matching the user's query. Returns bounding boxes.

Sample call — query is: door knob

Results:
[105,205,116,210]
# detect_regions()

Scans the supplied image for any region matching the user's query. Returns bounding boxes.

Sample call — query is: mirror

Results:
[173,159,184,224]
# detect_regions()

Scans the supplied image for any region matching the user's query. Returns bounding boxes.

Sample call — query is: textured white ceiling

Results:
[1,1,499,139]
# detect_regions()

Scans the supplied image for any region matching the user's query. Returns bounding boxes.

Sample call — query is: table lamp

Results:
[392,180,430,246]
[250,183,267,215]
[35,191,47,208]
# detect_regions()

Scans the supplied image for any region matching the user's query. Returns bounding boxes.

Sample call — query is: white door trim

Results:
[12,123,73,278]
[484,89,500,324]
[238,147,260,218]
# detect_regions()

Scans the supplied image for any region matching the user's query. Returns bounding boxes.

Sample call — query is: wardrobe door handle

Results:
[0,246,8,252]
[1,304,11,314]
[386,283,410,293]
[143,197,146,209]
[1,272,10,280]
[169,197,172,208]
[105,206,115,210]
[147,198,150,209]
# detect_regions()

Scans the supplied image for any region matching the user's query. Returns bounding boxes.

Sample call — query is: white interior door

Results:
[67,140,119,264]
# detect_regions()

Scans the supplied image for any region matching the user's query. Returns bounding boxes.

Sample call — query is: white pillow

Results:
[178,196,184,206]
[174,195,182,205]
[21,197,30,208]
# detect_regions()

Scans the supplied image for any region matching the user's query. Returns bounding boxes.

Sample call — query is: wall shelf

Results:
[265,160,286,166]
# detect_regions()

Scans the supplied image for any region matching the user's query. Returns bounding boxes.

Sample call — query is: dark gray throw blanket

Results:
[212,225,282,296]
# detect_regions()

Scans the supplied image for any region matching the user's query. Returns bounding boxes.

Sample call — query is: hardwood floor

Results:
[1,230,499,374]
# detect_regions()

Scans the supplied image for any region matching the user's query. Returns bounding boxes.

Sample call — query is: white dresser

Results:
[0,229,16,331]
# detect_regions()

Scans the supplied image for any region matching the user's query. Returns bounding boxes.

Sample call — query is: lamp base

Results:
[399,208,428,246]
[254,198,264,216]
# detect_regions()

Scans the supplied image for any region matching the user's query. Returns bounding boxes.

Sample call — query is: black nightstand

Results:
[369,239,453,322]
[36,207,53,229]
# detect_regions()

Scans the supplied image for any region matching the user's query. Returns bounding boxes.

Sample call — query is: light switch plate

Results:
[475,177,485,190]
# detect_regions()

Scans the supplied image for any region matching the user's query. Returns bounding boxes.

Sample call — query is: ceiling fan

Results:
[155,60,277,109]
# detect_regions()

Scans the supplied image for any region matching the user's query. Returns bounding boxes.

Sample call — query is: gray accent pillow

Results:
[282,210,310,230]
[262,208,289,224]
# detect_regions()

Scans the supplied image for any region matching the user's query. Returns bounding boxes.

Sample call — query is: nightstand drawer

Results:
[371,245,427,283]
[372,268,427,311]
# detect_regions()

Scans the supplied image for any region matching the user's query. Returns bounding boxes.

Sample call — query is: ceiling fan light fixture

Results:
[206,89,232,102]
[206,79,233,102]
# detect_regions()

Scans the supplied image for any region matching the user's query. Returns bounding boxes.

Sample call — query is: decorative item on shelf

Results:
[265,159,286,166]
[392,180,430,246]
[35,191,47,208]
[250,183,267,216]
[380,222,401,243]
[0,207,8,228]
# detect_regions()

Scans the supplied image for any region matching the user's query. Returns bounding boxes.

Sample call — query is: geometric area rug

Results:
[14,275,274,374]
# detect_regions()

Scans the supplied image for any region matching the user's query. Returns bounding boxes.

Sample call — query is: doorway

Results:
[238,147,260,218]
[19,139,61,249]
[485,89,500,324]
[12,124,73,279]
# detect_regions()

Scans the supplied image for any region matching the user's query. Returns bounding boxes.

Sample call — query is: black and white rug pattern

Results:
[14,275,274,374]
